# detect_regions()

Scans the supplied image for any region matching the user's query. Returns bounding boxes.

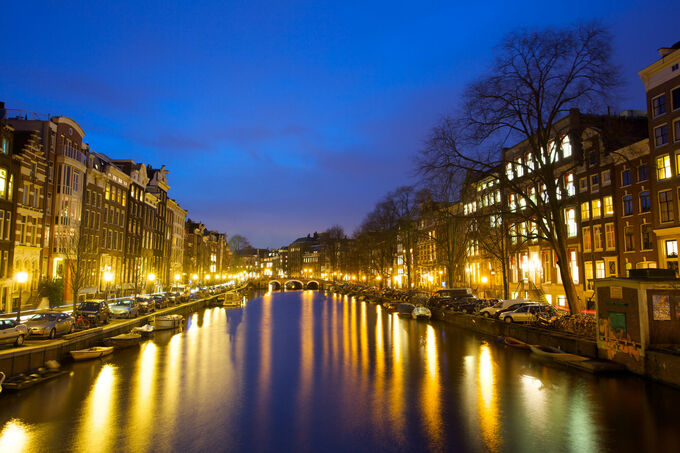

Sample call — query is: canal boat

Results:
[132,324,155,336]
[154,314,184,330]
[501,336,531,350]
[70,346,114,361]
[411,305,432,320]
[1,363,67,392]
[397,303,415,318]
[105,332,142,348]
[529,345,590,362]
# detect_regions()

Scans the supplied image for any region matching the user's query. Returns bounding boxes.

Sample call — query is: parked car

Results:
[500,304,559,323]
[494,301,538,319]
[152,295,168,310]
[25,312,74,339]
[0,319,28,346]
[110,299,140,319]
[435,288,473,299]
[479,299,532,318]
[74,300,111,327]
[136,296,154,314]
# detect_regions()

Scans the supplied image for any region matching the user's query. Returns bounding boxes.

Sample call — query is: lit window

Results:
[657,155,672,179]
[593,225,602,250]
[592,199,601,218]
[581,201,590,220]
[666,240,678,258]
[565,172,575,196]
[605,223,615,250]
[603,196,613,216]
[515,156,523,177]
[561,135,572,158]
[566,208,577,237]
[506,162,514,180]
[583,227,592,252]
[0,169,6,199]
[595,261,605,279]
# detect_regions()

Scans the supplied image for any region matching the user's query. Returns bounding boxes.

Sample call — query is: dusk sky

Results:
[1,0,679,247]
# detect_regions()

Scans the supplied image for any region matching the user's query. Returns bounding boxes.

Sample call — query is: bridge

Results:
[267,279,322,291]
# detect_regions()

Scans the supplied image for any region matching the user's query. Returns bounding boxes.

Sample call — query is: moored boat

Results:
[104,333,142,348]
[70,346,114,361]
[1,363,67,392]
[501,336,531,350]
[154,314,184,330]
[132,324,155,336]
[529,345,590,362]
[397,303,415,318]
[411,305,432,320]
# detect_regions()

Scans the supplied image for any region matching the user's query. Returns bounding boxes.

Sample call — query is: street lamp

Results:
[14,271,28,322]
[147,273,156,294]
[103,271,113,302]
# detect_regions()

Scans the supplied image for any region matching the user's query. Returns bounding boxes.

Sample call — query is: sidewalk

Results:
[0,304,73,322]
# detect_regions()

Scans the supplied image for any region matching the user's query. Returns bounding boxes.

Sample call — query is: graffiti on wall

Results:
[598,318,641,361]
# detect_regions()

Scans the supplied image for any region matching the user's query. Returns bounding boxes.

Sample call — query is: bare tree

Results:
[320,225,346,277]
[419,22,621,314]
[61,229,89,311]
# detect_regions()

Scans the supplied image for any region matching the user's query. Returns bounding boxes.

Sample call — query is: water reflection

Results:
[76,364,117,452]
[2,291,680,452]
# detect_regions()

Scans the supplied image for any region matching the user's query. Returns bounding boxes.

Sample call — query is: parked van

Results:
[479,299,531,318]
[435,288,472,299]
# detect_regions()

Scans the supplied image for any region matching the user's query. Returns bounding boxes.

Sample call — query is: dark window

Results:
[672,87,680,111]
[655,125,669,147]
[640,191,651,212]
[653,94,667,117]
[638,164,649,182]
[659,190,674,222]
[622,169,631,186]
[641,224,653,250]
[589,152,598,166]
[625,227,635,252]
[623,195,633,216]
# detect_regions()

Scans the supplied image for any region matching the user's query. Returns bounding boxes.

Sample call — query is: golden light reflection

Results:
[478,343,500,452]
[296,291,314,446]
[76,364,117,453]
[422,325,442,448]
[129,342,158,452]
[360,302,368,372]
[257,292,273,435]
[160,332,182,440]
[0,419,30,452]
[350,300,357,366]
[389,313,405,443]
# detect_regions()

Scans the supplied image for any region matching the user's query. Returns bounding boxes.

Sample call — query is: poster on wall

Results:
[652,294,671,321]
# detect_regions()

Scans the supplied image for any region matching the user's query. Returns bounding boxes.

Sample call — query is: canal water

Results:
[1,290,680,452]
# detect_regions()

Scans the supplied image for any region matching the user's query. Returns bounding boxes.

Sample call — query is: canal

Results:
[1,290,680,452]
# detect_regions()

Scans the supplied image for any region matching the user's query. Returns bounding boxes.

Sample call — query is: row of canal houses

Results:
[463,42,680,309]
[0,104,230,312]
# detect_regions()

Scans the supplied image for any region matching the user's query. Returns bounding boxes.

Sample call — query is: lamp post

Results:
[15,271,28,322]
[147,273,156,294]
[103,271,113,302]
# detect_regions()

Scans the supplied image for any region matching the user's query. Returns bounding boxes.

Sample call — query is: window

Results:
[0,169,6,199]
[655,125,669,147]
[1,138,6,154]
[594,225,603,250]
[584,261,593,288]
[641,224,652,250]
[623,195,633,216]
[566,208,577,237]
[595,261,605,279]
[640,191,650,212]
[673,87,680,111]
[675,120,680,143]
[653,94,667,117]
[581,201,590,220]
[638,164,649,182]
[561,135,572,158]
[606,258,617,277]
[604,196,614,216]
[515,156,523,177]
[589,151,598,166]
[590,174,600,191]
[625,227,634,252]
[657,155,672,179]
[605,223,615,250]
[666,240,678,258]
[592,199,601,218]
[579,177,588,193]
[565,172,575,196]
[659,189,674,222]
[602,170,611,186]
[622,169,631,186]
[506,162,514,180]
[583,226,592,252]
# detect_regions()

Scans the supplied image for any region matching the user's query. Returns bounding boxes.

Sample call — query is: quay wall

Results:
[0,296,216,377]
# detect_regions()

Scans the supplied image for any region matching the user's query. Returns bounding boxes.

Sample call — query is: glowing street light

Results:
[192,274,198,281]
[103,271,114,301]
[14,271,28,322]
[174,274,181,282]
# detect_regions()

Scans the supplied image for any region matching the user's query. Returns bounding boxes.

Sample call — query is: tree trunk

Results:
[554,245,581,314]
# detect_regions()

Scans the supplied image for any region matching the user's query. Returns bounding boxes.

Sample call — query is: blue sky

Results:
[1,0,679,247]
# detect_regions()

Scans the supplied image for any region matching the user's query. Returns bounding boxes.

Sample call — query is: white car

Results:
[479,299,531,318]
[0,319,29,347]
[499,304,558,323]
